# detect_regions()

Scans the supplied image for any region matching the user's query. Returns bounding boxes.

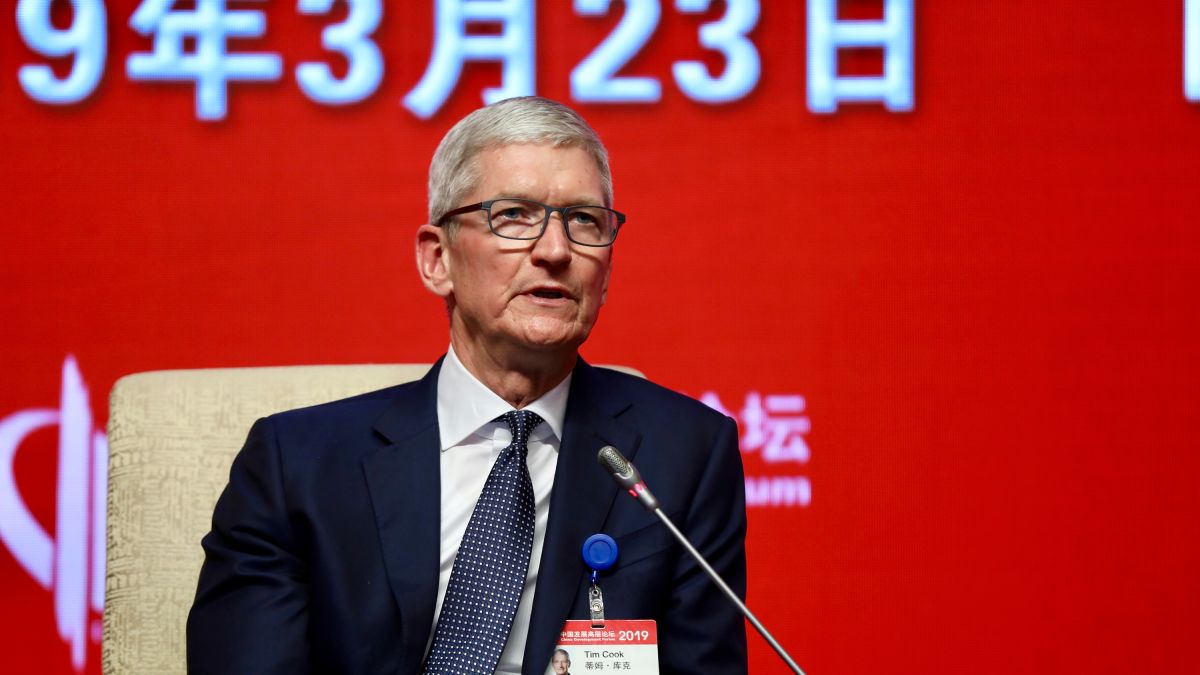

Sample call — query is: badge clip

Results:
[581,533,618,629]
[588,581,605,628]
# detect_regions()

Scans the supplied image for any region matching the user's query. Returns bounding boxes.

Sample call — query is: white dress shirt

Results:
[428,346,571,675]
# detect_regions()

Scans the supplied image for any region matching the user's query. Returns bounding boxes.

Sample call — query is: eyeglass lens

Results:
[488,199,618,245]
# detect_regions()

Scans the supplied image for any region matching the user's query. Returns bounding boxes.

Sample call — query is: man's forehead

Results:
[469,143,605,199]
[471,140,591,166]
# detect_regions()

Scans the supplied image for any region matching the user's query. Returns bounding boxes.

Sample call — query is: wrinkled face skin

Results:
[552,651,571,674]
[435,144,613,366]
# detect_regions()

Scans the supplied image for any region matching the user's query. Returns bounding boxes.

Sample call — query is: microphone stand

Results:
[597,445,806,675]
[651,507,805,675]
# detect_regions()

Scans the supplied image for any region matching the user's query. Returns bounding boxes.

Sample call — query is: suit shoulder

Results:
[241,378,431,468]
[589,366,731,426]
[263,380,417,430]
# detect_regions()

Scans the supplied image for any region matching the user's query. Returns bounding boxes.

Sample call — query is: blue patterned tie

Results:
[423,410,544,675]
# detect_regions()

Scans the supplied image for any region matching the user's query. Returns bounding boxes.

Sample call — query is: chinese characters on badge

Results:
[549,622,660,675]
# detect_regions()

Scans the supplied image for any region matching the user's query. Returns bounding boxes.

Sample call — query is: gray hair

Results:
[427,96,613,231]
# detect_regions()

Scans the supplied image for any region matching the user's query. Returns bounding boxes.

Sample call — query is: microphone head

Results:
[597,445,659,511]
[597,445,632,479]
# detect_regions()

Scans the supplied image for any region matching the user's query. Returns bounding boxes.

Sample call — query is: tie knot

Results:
[500,409,544,445]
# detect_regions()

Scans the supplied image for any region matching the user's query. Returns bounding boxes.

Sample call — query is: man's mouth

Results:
[531,289,566,299]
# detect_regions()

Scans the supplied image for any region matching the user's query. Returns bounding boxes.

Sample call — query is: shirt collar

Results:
[436,345,571,451]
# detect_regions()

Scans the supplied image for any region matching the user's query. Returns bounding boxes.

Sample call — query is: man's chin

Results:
[511,319,592,352]
[513,332,586,354]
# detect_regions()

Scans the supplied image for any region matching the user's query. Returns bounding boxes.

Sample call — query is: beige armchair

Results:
[102,364,432,674]
[102,362,642,673]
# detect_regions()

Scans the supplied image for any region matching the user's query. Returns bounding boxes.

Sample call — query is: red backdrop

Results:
[3,1,1199,672]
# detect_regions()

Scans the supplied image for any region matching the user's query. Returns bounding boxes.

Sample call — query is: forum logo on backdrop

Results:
[700,391,813,508]
[0,356,106,672]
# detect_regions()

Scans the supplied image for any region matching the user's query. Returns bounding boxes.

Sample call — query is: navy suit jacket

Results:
[187,358,748,674]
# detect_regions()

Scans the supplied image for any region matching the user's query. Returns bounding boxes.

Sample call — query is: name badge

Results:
[546,619,658,674]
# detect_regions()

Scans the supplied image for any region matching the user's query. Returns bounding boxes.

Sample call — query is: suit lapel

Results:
[362,359,443,674]
[523,361,642,675]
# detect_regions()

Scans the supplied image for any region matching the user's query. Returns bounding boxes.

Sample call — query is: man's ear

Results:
[415,223,453,298]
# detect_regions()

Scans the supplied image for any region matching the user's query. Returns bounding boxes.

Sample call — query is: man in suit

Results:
[187,96,747,674]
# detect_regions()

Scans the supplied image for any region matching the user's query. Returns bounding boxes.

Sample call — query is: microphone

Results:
[596,445,806,675]
[596,445,659,511]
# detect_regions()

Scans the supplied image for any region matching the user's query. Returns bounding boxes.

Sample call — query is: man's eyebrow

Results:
[497,192,605,206]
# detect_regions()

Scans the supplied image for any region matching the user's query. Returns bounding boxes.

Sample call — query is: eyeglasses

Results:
[437,198,626,247]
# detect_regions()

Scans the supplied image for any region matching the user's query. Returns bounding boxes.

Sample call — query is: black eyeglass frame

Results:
[436,198,627,247]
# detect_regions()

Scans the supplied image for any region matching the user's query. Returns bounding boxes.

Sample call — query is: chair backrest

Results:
[102,364,432,674]
[101,362,643,673]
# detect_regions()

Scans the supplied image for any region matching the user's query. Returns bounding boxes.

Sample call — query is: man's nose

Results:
[531,212,572,265]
